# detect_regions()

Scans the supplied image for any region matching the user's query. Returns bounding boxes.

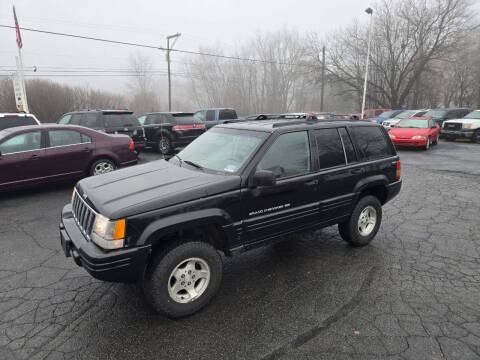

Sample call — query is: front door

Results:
[243,131,319,245]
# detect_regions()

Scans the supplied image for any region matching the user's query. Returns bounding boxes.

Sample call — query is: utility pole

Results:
[361,7,373,120]
[166,33,181,112]
[320,46,326,112]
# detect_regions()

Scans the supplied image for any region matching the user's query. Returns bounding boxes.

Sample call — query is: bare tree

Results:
[127,53,161,114]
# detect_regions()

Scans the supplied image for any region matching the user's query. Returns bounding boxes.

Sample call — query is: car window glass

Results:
[49,130,82,147]
[69,114,82,125]
[58,114,71,124]
[339,128,357,163]
[313,128,345,169]
[257,131,310,179]
[194,111,205,121]
[0,116,37,130]
[81,134,91,143]
[219,109,236,120]
[103,113,137,128]
[350,126,393,160]
[137,115,147,125]
[81,113,99,128]
[206,110,215,121]
[0,131,42,154]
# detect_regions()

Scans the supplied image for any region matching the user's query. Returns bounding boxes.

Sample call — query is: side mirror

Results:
[251,170,276,188]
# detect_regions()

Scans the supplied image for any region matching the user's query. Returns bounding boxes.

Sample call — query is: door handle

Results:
[305,179,319,186]
[352,168,363,174]
[30,154,40,160]
[83,148,91,153]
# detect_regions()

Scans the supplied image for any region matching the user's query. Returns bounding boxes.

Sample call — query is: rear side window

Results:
[137,115,147,125]
[58,114,71,124]
[81,134,91,143]
[48,130,82,147]
[313,128,345,169]
[69,114,83,125]
[350,126,394,160]
[219,109,236,120]
[0,131,42,154]
[338,128,357,163]
[82,113,99,128]
[257,131,310,178]
[0,116,37,130]
[206,110,215,121]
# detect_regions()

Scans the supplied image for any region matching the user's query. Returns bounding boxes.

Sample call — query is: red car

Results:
[363,108,391,120]
[0,125,137,191]
[388,117,440,150]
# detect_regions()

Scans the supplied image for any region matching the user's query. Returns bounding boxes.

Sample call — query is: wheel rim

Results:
[168,257,210,304]
[159,138,170,153]
[93,161,114,175]
[357,205,377,237]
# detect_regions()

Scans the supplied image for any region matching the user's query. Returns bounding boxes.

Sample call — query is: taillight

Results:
[172,124,205,130]
[129,139,135,150]
[396,160,401,180]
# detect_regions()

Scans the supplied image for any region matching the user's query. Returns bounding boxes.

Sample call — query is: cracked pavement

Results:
[1,140,479,360]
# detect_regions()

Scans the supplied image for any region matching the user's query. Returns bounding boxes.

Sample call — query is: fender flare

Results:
[353,175,389,203]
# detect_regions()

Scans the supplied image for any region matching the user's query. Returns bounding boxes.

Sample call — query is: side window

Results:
[313,128,345,169]
[81,134,91,143]
[460,109,469,117]
[194,111,205,121]
[206,110,215,121]
[446,111,456,119]
[257,131,310,179]
[58,114,71,124]
[69,114,82,125]
[48,130,82,147]
[350,126,394,160]
[81,113,99,128]
[219,109,236,120]
[365,111,373,117]
[137,115,147,125]
[339,128,357,163]
[0,131,42,154]
[375,110,383,116]
[430,120,437,128]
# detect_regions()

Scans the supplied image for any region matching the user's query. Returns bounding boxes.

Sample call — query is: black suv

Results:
[57,110,146,152]
[138,112,205,155]
[60,119,401,318]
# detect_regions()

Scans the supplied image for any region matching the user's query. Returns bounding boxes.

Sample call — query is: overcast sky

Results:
[1,0,478,93]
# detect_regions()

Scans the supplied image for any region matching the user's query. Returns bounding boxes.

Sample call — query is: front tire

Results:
[423,137,430,150]
[89,158,116,176]
[143,241,223,318]
[338,195,382,246]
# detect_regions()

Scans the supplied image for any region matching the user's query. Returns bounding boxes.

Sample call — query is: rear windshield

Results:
[0,116,38,131]
[102,113,139,128]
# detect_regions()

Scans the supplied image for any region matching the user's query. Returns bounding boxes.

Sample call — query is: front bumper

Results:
[391,138,427,147]
[60,204,150,282]
[440,129,474,139]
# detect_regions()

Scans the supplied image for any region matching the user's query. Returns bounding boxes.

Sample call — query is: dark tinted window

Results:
[339,128,357,163]
[103,113,139,128]
[206,110,215,121]
[0,116,37,130]
[219,109,236,120]
[313,128,345,169]
[257,131,310,178]
[49,130,82,147]
[81,113,99,128]
[70,114,83,125]
[350,126,393,160]
[194,111,205,121]
[0,131,42,154]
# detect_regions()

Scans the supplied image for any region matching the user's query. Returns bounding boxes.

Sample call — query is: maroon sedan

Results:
[0,125,137,191]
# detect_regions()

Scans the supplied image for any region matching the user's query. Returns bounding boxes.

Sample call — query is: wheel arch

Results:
[354,175,389,205]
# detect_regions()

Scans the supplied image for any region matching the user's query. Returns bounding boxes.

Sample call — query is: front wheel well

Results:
[359,185,387,205]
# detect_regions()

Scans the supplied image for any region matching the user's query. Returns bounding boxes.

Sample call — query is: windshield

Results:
[176,128,266,174]
[397,119,429,128]
[464,110,480,119]
[423,110,446,118]
[394,110,416,119]
[378,110,397,118]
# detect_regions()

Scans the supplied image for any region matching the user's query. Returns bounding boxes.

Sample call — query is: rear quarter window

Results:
[350,126,394,161]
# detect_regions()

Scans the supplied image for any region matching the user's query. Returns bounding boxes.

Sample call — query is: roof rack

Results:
[271,118,319,128]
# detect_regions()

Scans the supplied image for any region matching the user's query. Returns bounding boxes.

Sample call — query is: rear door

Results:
[313,127,363,222]
[44,129,93,179]
[0,130,45,188]
[204,110,217,129]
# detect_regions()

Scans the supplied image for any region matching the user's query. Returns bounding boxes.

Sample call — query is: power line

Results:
[0,24,318,69]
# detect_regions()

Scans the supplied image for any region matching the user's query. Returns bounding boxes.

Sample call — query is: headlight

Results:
[463,123,472,129]
[389,133,396,139]
[412,135,426,139]
[91,214,126,249]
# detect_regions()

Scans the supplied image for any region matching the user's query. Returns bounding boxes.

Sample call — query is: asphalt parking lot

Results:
[1,140,479,360]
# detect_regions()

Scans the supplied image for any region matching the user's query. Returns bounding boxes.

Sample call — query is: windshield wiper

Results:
[183,160,204,170]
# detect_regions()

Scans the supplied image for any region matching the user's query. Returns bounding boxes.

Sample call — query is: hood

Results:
[77,160,240,219]
[389,127,430,137]
[444,118,479,125]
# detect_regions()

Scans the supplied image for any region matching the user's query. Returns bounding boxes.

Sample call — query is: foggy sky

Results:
[1,0,478,94]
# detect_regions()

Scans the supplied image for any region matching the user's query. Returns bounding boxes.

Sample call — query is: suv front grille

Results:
[72,189,97,238]
[444,122,462,130]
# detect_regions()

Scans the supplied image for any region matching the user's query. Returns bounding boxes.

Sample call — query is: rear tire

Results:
[89,158,116,176]
[338,195,382,247]
[157,135,173,155]
[143,241,223,318]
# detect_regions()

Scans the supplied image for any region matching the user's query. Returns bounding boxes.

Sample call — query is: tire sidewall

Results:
[89,159,115,176]
[424,137,430,150]
[144,242,222,318]
[346,195,382,246]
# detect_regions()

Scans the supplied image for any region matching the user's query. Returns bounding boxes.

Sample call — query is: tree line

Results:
[0,0,478,122]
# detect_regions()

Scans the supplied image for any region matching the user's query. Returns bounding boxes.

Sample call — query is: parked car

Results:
[193,108,240,129]
[441,110,480,143]
[363,108,391,120]
[422,108,472,127]
[382,109,428,130]
[57,110,146,152]
[0,113,40,131]
[370,109,404,124]
[0,125,137,191]
[60,118,401,318]
[140,112,206,155]
[388,117,440,150]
